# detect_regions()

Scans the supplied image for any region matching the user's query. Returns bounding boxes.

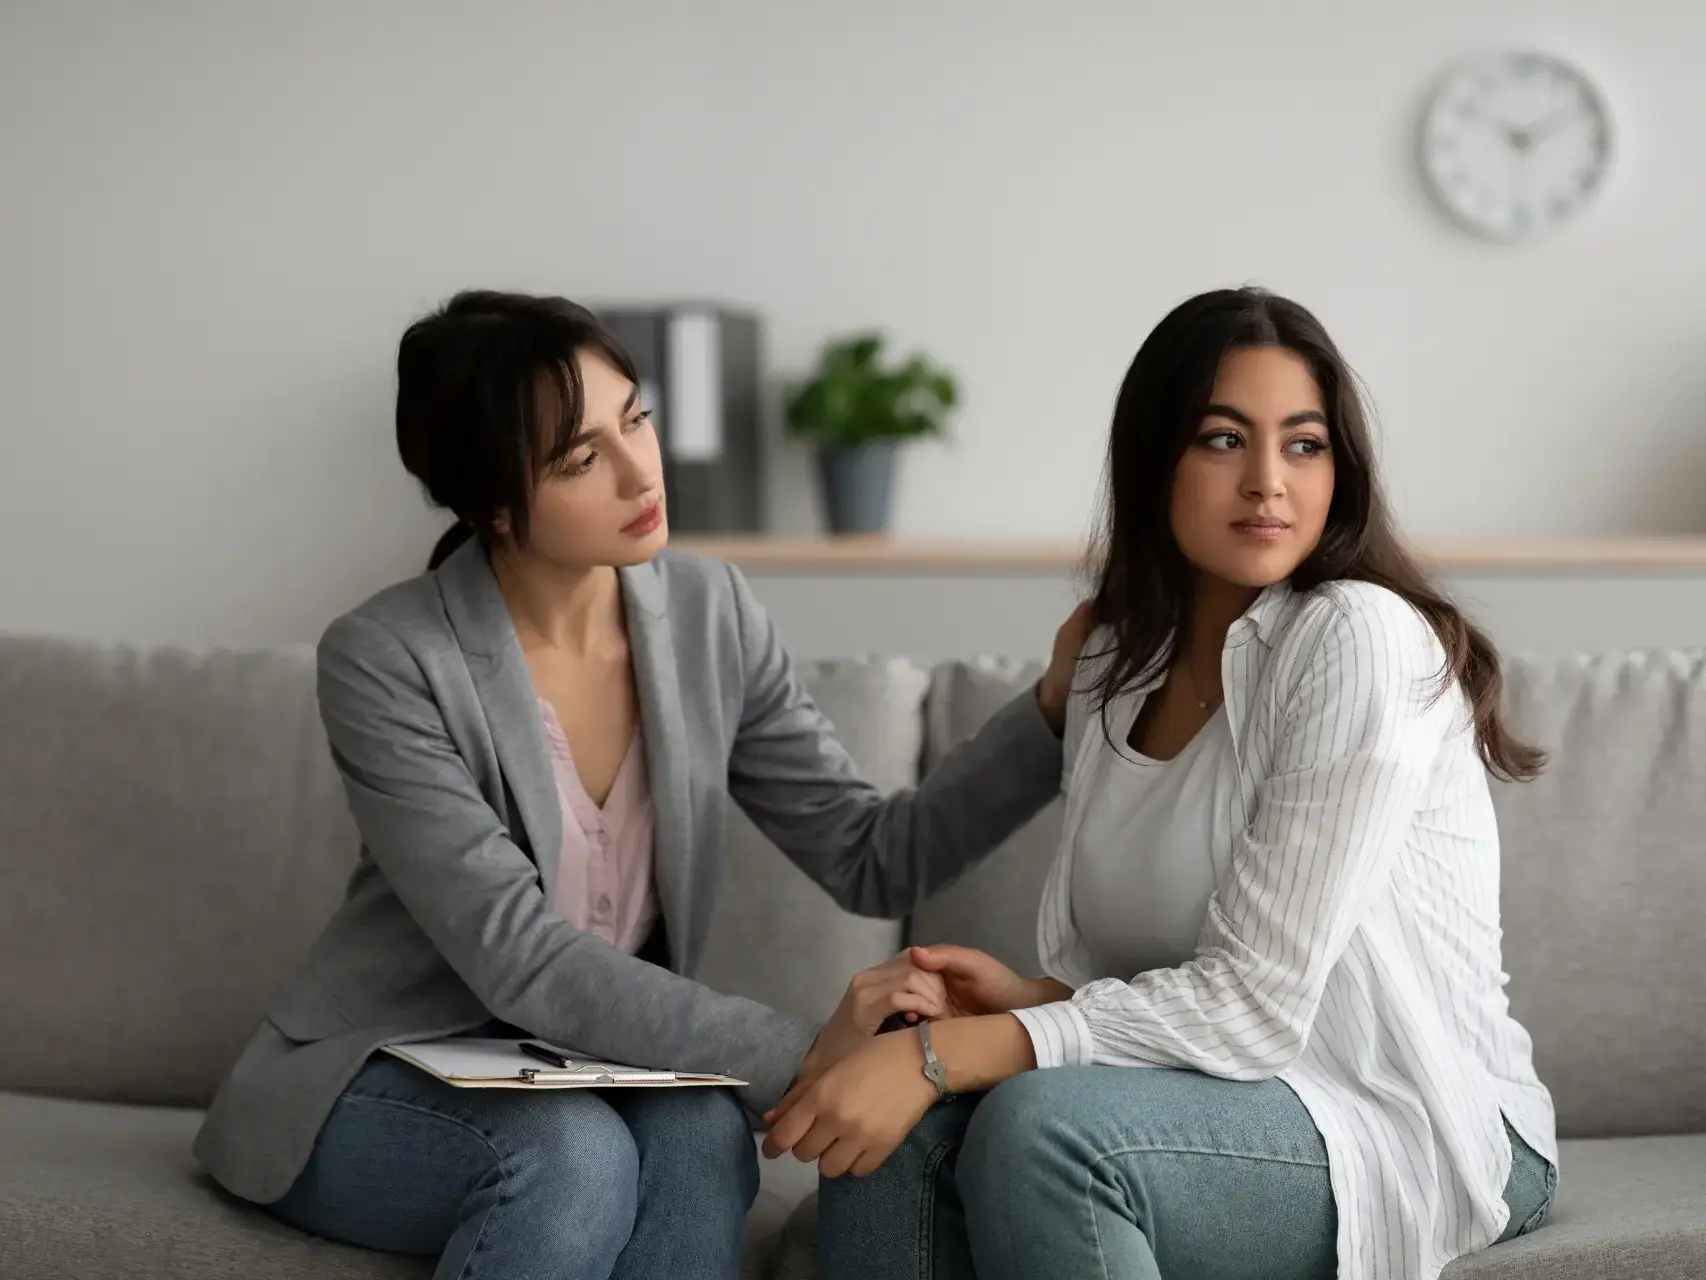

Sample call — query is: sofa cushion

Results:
[0,1090,424,1280]
[1492,649,1706,1138]
[0,1090,793,1280]
[694,659,923,1025]
[0,638,359,1108]
[1440,1134,1706,1279]
[770,1134,1706,1280]
[906,659,1062,975]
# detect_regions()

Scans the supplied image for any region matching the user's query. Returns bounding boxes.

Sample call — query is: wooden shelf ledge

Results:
[671,536,1706,572]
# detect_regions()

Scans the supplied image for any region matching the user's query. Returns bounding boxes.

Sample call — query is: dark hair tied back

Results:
[395,290,641,562]
[426,521,475,571]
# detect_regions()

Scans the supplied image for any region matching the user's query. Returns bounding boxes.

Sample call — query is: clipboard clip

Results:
[519,1067,617,1085]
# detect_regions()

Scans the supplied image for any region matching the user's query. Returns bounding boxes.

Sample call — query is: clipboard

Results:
[380,1037,746,1090]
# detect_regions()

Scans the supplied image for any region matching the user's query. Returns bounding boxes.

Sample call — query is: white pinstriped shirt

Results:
[1011,579,1557,1280]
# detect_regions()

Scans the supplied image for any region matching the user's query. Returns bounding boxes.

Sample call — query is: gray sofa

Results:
[0,635,1702,1280]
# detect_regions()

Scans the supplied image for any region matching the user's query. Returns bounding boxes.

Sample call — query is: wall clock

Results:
[1420,51,1614,241]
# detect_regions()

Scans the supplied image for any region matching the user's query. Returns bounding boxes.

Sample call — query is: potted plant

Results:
[783,332,958,535]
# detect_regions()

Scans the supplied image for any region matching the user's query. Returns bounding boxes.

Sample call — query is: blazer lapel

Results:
[436,539,564,899]
[620,558,694,969]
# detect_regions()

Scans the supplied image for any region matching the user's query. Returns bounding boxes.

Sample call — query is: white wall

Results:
[3,0,1703,646]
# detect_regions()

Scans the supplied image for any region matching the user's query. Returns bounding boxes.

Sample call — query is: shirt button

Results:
[597,830,610,848]
[597,894,613,914]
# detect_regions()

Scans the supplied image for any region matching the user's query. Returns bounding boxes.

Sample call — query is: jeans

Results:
[817,1067,1556,1280]
[267,1053,758,1280]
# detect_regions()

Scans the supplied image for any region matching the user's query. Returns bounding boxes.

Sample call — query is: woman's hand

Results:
[806,953,951,1079]
[765,1014,1043,1177]
[1036,600,1095,736]
[763,1029,940,1178]
[907,945,1071,1016]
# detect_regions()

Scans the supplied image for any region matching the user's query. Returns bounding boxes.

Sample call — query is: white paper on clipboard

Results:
[381,1038,746,1090]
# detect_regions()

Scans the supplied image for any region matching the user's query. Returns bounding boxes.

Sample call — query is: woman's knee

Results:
[816,1096,974,1279]
[964,1071,1059,1157]
[624,1088,752,1160]
[958,1071,1090,1210]
[819,1096,971,1214]
[621,1088,758,1200]
[646,1086,752,1142]
[500,1093,641,1235]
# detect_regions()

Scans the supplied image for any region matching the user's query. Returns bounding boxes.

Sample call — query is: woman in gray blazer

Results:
[191,290,1083,1280]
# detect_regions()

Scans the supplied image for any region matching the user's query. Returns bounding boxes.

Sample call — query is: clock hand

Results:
[1525,106,1580,142]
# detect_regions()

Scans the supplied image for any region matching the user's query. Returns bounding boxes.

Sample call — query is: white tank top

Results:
[1069,698,1233,979]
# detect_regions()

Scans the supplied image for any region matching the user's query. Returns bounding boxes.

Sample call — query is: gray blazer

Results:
[193,539,1062,1205]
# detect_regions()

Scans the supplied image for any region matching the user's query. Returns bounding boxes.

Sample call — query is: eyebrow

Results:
[1203,403,1328,429]
[561,386,641,449]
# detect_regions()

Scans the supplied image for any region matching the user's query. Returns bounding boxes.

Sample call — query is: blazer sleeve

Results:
[722,563,1065,918]
[317,613,816,1112]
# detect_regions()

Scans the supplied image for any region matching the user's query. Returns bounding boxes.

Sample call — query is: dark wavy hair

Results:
[394,290,641,571]
[1085,287,1543,782]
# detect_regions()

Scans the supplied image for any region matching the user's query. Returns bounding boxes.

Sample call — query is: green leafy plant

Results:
[784,332,958,449]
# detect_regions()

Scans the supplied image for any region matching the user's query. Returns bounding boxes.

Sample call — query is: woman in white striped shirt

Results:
[764,287,1559,1280]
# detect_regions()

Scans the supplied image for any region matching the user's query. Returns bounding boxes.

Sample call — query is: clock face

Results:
[1421,51,1614,241]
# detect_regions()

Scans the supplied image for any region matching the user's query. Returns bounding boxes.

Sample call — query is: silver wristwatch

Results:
[918,1021,953,1100]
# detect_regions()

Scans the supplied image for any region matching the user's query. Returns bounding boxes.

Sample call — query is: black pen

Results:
[517,1040,575,1070]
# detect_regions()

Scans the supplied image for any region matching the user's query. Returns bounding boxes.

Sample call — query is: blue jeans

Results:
[267,1054,758,1280]
[817,1067,1556,1280]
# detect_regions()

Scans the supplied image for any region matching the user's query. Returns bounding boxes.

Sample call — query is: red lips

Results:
[622,502,663,536]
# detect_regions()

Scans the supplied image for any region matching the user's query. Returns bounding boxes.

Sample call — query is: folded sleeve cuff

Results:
[1012,999,1096,1069]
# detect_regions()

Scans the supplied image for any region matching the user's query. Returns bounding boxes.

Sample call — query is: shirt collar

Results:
[1237,579,1295,649]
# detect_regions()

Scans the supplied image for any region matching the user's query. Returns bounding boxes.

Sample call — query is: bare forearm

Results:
[929,1014,1038,1093]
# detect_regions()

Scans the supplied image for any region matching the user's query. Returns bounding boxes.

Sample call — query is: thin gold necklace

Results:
[1180,651,1219,711]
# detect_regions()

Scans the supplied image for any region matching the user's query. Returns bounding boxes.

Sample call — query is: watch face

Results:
[1420,50,1613,240]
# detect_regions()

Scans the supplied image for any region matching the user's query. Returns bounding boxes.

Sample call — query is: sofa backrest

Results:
[691,660,921,1024]
[911,650,1706,1140]
[906,659,1059,977]
[1491,649,1706,1138]
[3,634,1701,1140]
[0,637,359,1107]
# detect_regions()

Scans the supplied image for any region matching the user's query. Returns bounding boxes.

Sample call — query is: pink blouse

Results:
[537,700,658,953]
